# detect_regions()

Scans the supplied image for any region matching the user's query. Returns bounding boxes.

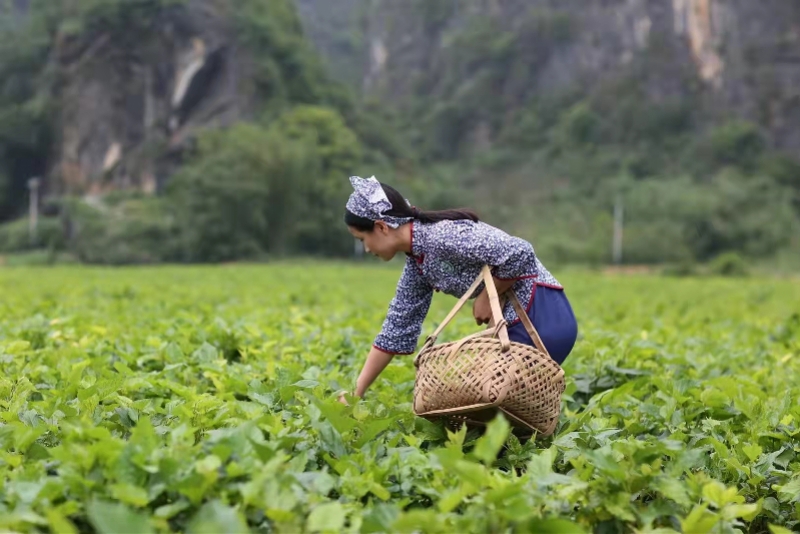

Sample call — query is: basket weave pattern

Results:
[412,266,566,437]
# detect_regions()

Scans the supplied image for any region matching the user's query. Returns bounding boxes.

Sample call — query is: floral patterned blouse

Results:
[373,219,563,355]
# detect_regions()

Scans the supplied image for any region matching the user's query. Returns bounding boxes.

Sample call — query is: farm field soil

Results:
[0,264,799,533]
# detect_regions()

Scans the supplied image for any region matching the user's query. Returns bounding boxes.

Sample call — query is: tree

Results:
[271,105,363,256]
[167,122,321,262]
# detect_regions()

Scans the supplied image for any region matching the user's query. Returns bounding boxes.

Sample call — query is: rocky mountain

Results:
[0,0,345,215]
[2,0,798,265]
[294,0,366,89]
[8,0,797,209]
[292,0,800,265]
[298,0,800,156]
[54,0,253,198]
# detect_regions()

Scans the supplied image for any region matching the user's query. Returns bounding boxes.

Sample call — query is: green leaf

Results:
[452,459,490,489]
[187,500,250,534]
[192,342,219,362]
[87,499,154,534]
[46,509,78,534]
[485,479,525,507]
[307,502,346,533]
[371,482,391,501]
[311,396,357,435]
[438,487,470,513]
[295,471,337,496]
[762,496,780,515]
[528,446,557,478]
[391,509,442,534]
[446,423,468,450]
[13,422,46,451]
[768,525,795,534]
[165,342,184,360]
[585,446,626,481]
[317,421,348,458]
[175,472,213,505]
[742,444,762,461]
[680,504,719,534]
[354,417,396,448]
[702,480,742,507]
[653,477,692,506]
[773,476,800,503]
[5,340,31,354]
[604,491,636,522]
[523,518,589,534]
[110,483,150,507]
[472,414,510,464]
[195,455,222,476]
[155,500,191,519]
[722,502,761,521]
[292,379,320,388]
[415,418,447,442]
[361,504,399,534]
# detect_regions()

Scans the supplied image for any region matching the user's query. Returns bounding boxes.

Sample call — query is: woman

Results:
[340,176,578,403]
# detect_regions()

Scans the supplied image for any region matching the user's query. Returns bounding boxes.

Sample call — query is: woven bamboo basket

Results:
[412,266,566,437]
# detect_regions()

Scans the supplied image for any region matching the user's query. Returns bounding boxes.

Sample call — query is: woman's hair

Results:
[345,182,479,231]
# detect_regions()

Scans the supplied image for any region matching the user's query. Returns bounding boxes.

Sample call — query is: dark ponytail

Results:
[344,182,479,231]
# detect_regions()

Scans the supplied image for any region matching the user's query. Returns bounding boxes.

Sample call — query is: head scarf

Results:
[345,176,414,228]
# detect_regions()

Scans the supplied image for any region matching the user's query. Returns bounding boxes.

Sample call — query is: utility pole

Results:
[28,177,40,246]
[612,193,624,265]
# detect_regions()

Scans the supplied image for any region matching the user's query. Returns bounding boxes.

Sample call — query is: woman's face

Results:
[347,223,398,261]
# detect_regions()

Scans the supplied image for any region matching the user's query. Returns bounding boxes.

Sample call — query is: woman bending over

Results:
[341,176,578,402]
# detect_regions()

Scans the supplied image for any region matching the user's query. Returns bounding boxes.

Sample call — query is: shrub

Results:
[710,251,749,277]
[0,217,64,253]
[64,196,180,265]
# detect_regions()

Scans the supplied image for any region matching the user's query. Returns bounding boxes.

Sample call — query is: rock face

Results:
[294,0,366,88]
[26,0,800,199]
[50,0,257,198]
[300,0,800,154]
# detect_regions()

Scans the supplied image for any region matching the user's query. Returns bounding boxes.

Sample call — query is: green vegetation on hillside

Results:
[364,5,800,266]
[0,0,422,264]
[2,1,800,266]
[1,264,799,531]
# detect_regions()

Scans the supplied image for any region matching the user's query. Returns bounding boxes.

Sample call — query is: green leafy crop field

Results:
[0,264,799,533]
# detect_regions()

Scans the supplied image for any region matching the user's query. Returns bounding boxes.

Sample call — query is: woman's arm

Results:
[355,346,394,397]
[338,346,394,404]
[473,276,518,325]
[340,259,433,404]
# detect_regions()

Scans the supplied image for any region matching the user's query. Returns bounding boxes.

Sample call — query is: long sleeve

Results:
[437,221,538,280]
[373,257,434,355]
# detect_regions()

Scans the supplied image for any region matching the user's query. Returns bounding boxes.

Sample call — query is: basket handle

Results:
[415,266,509,356]
[506,290,552,359]
[482,265,510,350]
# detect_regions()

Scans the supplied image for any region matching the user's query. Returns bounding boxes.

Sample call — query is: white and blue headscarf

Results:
[345,176,414,228]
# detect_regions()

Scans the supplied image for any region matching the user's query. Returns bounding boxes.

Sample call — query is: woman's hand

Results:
[341,347,395,404]
[473,291,492,325]
[473,277,518,325]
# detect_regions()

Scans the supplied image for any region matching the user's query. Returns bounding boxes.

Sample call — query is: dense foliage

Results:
[0,0,409,263]
[0,263,799,532]
[354,5,800,266]
[0,0,192,219]
[1,0,799,266]
[168,106,364,261]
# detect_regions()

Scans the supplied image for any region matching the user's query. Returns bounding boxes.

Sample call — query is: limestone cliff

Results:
[10,0,800,205]
[299,0,800,155]
[51,0,256,199]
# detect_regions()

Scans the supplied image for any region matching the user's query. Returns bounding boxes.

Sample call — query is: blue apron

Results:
[507,284,577,365]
